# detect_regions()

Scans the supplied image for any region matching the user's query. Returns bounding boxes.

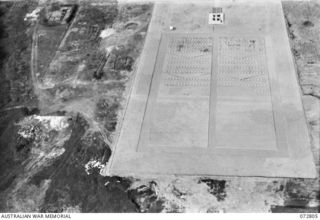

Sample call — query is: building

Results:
[208,7,224,24]
[47,4,77,25]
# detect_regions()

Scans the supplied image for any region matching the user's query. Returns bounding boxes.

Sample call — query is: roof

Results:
[212,7,222,13]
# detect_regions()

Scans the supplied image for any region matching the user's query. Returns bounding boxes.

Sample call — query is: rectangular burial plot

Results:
[140,34,286,155]
[211,37,280,151]
[138,34,212,152]
[108,1,316,178]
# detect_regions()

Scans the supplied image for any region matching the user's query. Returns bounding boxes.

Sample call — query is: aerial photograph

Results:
[0,0,319,215]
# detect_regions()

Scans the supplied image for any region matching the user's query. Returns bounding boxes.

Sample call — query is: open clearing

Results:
[107,0,317,178]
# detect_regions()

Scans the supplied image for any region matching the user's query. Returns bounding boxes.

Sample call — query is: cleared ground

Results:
[108,0,316,178]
